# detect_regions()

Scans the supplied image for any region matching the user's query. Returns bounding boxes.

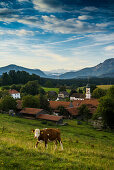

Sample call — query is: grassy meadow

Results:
[0,114,114,170]
[97,85,113,89]
[42,87,71,93]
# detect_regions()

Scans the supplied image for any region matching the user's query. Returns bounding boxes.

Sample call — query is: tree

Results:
[38,94,51,112]
[69,89,77,97]
[0,96,17,111]
[45,80,53,88]
[1,73,12,86]
[20,80,39,95]
[47,91,57,100]
[1,86,10,90]
[107,86,114,98]
[39,88,46,95]
[96,96,114,129]
[10,84,22,92]
[57,106,69,117]
[78,104,91,122]
[9,70,17,84]
[92,88,106,99]
[22,95,40,108]
[59,85,66,92]
[0,90,9,98]
[78,89,83,93]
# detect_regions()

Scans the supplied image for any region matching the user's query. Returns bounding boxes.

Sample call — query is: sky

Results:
[0,0,114,71]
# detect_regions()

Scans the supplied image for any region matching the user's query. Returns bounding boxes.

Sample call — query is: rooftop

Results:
[20,108,43,115]
[70,93,85,98]
[37,114,63,122]
[50,101,71,109]
[9,89,20,94]
[66,107,79,116]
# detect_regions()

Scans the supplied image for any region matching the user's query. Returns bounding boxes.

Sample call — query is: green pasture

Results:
[97,85,113,89]
[0,114,114,169]
[42,87,70,93]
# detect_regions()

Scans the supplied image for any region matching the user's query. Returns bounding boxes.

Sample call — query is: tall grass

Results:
[0,114,114,169]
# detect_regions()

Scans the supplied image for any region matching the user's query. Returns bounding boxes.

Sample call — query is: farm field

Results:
[0,114,114,169]
[97,85,113,89]
[42,87,71,93]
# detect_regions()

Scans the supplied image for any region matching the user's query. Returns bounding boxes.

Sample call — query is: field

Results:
[0,114,114,169]
[97,85,113,89]
[42,87,71,93]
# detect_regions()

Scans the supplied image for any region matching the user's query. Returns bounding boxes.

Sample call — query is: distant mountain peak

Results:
[59,58,114,79]
[0,64,47,78]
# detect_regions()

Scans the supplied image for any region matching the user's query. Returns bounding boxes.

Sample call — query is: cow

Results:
[32,128,63,150]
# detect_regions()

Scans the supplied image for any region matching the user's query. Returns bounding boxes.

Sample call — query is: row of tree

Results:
[0,70,114,88]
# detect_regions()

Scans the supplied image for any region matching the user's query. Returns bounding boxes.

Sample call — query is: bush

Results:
[78,104,91,122]
[0,96,17,111]
[92,88,106,99]
[96,96,114,129]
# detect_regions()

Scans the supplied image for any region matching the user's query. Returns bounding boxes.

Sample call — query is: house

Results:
[36,114,63,124]
[58,91,69,99]
[20,107,63,124]
[47,91,57,100]
[20,108,47,118]
[9,89,21,99]
[70,93,85,101]
[66,107,79,118]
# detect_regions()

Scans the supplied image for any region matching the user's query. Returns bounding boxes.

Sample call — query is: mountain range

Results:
[0,58,114,79]
[0,64,47,78]
[59,58,114,79]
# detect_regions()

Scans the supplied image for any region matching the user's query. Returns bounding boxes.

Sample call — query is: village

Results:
[0,84,99,127]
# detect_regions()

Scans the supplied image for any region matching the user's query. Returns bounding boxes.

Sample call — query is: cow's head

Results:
[33,129,40,138]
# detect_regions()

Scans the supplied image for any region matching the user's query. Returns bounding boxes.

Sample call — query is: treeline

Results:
[0,70,114,87]
[0,70,40,86]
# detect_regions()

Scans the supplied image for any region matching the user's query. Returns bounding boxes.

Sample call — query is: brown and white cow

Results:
[32,128,63,150]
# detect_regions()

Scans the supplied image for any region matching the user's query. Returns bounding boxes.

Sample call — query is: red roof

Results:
[66,107,79,116]
[9,89,20,94]
[49,101,70,109]
[37,114,63,122]
[80,99,99,107]
[20,108,43,115]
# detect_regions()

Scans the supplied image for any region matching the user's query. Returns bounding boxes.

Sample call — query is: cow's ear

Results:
[32,129,35,133]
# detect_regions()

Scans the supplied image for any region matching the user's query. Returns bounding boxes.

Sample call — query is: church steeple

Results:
[86,84,91,99]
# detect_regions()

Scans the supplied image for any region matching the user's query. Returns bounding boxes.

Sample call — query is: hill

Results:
[0,64,47,78]
[0,114,114,169]
[60,58,114,79]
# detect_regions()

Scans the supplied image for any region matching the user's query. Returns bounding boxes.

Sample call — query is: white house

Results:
[58,91,69,99]
[9,89,21,99]
[70,93,85,101]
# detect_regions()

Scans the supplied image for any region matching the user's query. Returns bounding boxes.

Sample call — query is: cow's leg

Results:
[55,140,58,150]
[57,138,63,150]
[45,140,48,149]
[35,141,39,148]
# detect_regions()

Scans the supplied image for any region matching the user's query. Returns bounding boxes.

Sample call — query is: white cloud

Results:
[78,15,93,20]
[32,0,64,13]
[82,7,98,12]
[0,29,34,36]
[105,45,114,51]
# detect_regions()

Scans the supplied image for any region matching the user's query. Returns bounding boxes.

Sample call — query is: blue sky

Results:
[0,0,114,71]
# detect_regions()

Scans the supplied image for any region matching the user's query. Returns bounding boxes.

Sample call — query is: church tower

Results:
[86,84,91,99]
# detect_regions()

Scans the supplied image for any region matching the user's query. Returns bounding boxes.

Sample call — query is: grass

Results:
[0,114,114,169]
[97,85,113,89]
[42,87,71,93]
